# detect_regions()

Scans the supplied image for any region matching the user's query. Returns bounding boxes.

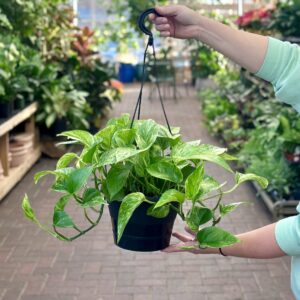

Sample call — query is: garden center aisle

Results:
[0,84,294,300]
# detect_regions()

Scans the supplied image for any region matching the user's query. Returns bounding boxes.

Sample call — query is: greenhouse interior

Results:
[0,0,299,299]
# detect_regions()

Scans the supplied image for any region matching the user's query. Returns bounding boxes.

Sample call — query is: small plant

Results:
[236,6,274,34]
[22,114,267,251]
[269,0,300,38]
[190,43,220,80]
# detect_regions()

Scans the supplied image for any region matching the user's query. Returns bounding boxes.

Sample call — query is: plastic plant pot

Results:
[14,98,26,111]
[108,199,177,252]
[0,101,14,119]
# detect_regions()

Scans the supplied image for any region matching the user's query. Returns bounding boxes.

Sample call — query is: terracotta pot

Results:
[13,132,34,144]
[9,142,32,153]
[10,149,28,167]
[0,160,4,179]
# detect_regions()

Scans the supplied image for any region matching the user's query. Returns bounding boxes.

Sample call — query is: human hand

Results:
[162,226,212,254]
[149,5,201,40]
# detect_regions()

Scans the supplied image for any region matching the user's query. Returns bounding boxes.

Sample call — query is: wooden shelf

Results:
[252,181,299,220]
[0,103,38,136]
[0,102,41,201]
[0,146,41,201]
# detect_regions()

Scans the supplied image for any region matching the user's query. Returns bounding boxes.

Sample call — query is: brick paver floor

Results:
[0,84,295,300]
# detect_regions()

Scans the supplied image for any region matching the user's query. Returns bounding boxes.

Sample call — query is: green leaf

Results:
[106,164,131,200]
[117,193,145,243]
[54,195,71,211]
[56,153,78,169]
[198,154,232,172]
[185,164,204,201]
[157,125,181,139]
[132,152,150,177]
[186,206,213,232]
[107,114,130,129]
[34,168,74,184]
[98,147,140,166]
[135,119,159,149]
[80,188,106,208]
[154,189,185,209]
[171,143,231,172]
[220,153,238,161]
[181,165,196,180]
[112,129,135,147]
[147,160,183,183]
[45,113,56,128]
[225,172,268,193]
[147,204,170,218]
[197,176,224,199]
[81,144,98,164]
[65,166,93,194]
[58,130,94,147]
[197,227,240,248]
[22,195,69,241]
[22,194,38,223]
[95,125,117,150]
[186,140,201,146]
[34,170,57,184]
[219,202,245,217]
[53,210,75,228]
[235,172,268,189]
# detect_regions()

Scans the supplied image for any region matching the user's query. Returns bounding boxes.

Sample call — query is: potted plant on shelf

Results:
[22,114,268,252]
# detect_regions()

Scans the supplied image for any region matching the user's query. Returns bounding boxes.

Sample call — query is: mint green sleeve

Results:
[275,210,300,256]
[256,37,300,113]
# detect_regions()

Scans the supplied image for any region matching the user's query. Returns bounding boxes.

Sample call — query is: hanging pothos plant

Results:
[22,114,268,250]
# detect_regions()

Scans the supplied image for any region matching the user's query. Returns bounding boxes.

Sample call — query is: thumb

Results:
[155,5,178,17]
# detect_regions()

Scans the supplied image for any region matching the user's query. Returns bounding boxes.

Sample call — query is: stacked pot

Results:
[0,160,4,180]
[9,133,34,168]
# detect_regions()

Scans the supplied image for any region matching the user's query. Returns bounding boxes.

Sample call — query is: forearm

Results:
[195,15,268,73]
[204,223,286,259]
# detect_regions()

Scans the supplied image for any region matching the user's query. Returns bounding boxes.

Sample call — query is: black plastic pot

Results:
[14,98,26,111]
[41,118,68,137]
[292,188,300,200]
[108,200,177,252]
[0,101,14,119]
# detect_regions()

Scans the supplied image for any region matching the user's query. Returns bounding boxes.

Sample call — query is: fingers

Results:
[184,225,197,237]
[154,17,168,25]
[162,241,200,254]
[155,5,179,17]
[153,21,171,37]
[162,243,184,253]
[159,31,171,37]
[172,231,194,242]
[148,13,156,21]
[155,23,170,31]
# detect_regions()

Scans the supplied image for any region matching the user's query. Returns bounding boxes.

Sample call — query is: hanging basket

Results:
[109,199,177,252]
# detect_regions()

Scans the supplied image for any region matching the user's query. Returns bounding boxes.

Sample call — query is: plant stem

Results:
[212,216,221,226]
[93,171,99,189]
[53,204,105,241]
[213,191,223,211]
[171,204,185,220]
[161,180,167,193]
[84,208,96,225]
[73,194,83,204]
[202,193,222,202]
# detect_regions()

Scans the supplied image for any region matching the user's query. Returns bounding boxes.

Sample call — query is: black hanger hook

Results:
[138,8,161,44]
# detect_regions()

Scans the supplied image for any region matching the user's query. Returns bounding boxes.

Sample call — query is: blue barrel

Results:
[118,63,135,83]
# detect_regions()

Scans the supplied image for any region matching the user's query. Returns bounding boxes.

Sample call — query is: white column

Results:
[238,0,244,16]
[72,0,78,26]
